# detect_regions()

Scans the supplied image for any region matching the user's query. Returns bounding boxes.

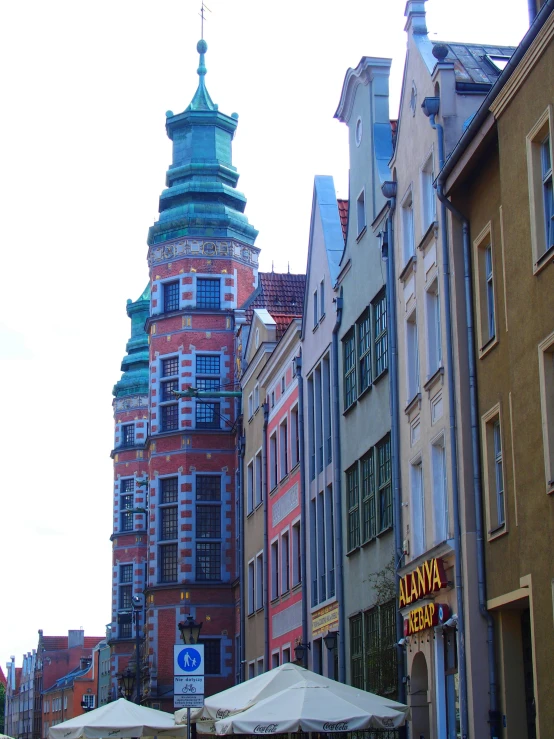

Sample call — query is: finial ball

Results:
[197,39,208,54]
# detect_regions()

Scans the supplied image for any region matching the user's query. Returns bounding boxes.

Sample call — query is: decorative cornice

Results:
[490,10,554,118]
[334,57,392,123]
[114,395,148,412]
[148,237,260,268]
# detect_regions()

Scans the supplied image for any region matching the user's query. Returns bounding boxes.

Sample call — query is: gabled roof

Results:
[241,272,306,324]
[435,41,516,90]
[337,199,348,243]
[41,635,104,651]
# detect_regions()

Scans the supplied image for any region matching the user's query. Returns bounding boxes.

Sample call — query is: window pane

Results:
[196,542,221,580]
[196,355,220,375]
[199,638,221,674]
[161,477,178,504]
[161,403,179,431]
[197,278,220,309]
[377,437,392,530]
[121,479,134,493]
[164,281,180,312]
[122,425,135,446]
[162,357,179,377]
[358,311,372,392]
[350,615,364,689]
[160,544,178,582]
[161,379,178,401]
[197,377,219,391]
[196,475,221,501]
[196,401,220,429]
[119,584,132,609]
[347,465,360,550]
[120,564,133,583]
[160,506,178,540]
[344,332,357,408]
[361,451,376,541]
[374,292,388,375]
[196,505,221,538]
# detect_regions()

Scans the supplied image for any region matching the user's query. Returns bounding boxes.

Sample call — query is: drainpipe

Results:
[422,103,469,739]
[331,292,346,683]
[293,354,309,666]
[435,183,500,739]
[262,402,270,671]
[238,428,246,682]
[381,185,406,707]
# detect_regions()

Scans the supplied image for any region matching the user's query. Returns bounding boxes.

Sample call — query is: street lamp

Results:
[323,631,338,651]
[117,668,135,700]
[132,595,143,704]
[294,642,310,664]
[178,615,203,645]
[177,616,203,739]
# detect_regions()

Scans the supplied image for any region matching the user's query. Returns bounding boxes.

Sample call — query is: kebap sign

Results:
[399,557,451,635]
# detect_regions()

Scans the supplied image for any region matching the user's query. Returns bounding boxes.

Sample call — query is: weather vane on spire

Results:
[199,2,211,40]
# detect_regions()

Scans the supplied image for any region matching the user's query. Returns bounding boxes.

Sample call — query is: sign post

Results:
[175,645,205,739]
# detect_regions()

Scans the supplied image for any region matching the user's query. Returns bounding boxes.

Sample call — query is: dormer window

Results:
[484,54,511,73]
[197,278,220,309]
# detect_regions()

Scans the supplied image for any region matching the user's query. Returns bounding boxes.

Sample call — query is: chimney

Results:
[404,0,428,35]
[68,630,85,649]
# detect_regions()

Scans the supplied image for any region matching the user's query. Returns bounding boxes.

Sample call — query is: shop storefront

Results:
[399,552,460,739]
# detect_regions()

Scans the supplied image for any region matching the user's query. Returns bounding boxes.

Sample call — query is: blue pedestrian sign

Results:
[174,644,204,676]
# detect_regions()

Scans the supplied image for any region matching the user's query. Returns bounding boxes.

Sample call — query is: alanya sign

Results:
[399,557,449,635]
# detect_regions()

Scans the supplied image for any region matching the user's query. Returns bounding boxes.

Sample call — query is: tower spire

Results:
[186,38,215,112]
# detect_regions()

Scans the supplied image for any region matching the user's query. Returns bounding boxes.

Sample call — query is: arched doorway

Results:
[410,651,430,739]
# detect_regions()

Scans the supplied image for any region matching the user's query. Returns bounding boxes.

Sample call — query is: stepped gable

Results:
[242,272,306,325]
[337,199,348,243]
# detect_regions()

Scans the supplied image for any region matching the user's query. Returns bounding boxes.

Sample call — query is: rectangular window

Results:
[346,464,360,550]
[493,421,505,526]
[255,452,263,506]
[120,564,133,583]
[279,419,288,479]
[377,435,392,531]
[313,290,318,327]
[292,520,301,586]
[196,401,219,429]
[196,475,221,500]
[254,384,260,410]
[199,638,221,675]
[320,279,325,318]
[247,460,254,514]
[196,505,221,538]
[159,543,178,582]
[482,408,507,537]
[431,440,448,544]
[373,290,388,376]
[361,450,376,541]
[196,542,221,580]
[281,530,290,593]
[357,189,366,236]
[160,505,178,540]
[358,310,371,393]
[425,280,442,378]
[161,403,179,431]
[81,695,95,710]
[343,330,357,409]
[411,460,425,556]
[365,601,398,697]
[350,615,363,689]
[196,354,220,375]
[270,433,277,490]
[485,245,495,341]
[271,540,279,600]
[527,109,554,264]
[255,552,264,610]
[161,477,178,503]
[282,647,290,664]
[120,487,134,533]
[119,583,132,609]
[272,652,280,669]
[248,560,255,614]
[421,154,435,231]
[473,228,497,351]
[539,333,554,490]
[406,310,420,401]
[401,191,415,264]
[196,278,220,309]
[122,424,135,447]
[291,406,299,468]
[248,393,253,419]
[163,281,180,312]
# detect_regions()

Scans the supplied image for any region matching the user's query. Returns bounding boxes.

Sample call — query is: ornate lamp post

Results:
[117,668,136,700]
[177,615,203,739]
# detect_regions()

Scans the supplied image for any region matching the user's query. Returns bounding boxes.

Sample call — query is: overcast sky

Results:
[0,0,528,671]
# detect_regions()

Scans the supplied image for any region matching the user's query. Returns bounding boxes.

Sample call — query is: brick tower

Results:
[111,38,259,709]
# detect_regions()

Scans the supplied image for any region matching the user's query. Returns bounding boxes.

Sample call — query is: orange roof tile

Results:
[337,199,349,243]
[242,272,306,324]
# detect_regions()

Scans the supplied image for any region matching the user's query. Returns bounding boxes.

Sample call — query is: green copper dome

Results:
[113,284,150,398]
[147,41,258,247]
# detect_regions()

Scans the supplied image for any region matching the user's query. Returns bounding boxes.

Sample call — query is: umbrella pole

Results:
[187,707,191,739]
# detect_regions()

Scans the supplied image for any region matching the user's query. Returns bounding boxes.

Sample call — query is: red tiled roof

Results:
[41,635,104,651]
[242,272,306,324]
[271,314,301,341]
[0,665,6,687]
[84,637,104,649]
[337,199,348,243]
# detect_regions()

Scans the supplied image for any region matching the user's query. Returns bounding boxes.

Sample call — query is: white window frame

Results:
[246,460,254,514]
[248,393,253,420]
[410,458,425,557]
[481,404,508,539]
[270,538,279,600]
[255,450,263,507]
[406,309,420,403]
[538,330,554,492]
[526,105,554,270]
[425,277,442,379]
[431,435,448,545]
[420,151,436,233]
[401,188,415,265]
[473,223,498,355]
[357,189,366,237]
[255,551,264,611]
[247,559,255,615]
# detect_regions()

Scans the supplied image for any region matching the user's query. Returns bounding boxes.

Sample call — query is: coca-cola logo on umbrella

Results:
[254,725,278,733]
[322,722,349,731]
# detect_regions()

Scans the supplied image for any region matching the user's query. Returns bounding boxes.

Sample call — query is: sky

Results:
[0,0,528,671]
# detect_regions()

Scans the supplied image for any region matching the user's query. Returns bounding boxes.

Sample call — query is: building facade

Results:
[334,55,398,697]
[110,39,259,708]
[444,4,554,735]
[389,2,515,737]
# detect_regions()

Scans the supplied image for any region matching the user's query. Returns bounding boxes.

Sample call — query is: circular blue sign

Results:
[178,647,201,672]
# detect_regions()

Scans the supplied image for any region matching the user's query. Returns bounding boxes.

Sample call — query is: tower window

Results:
[159,543,178,582]
[195,355,221,430]
[163,281,180,313]
[160,356,179,432]
[120,479,134,532]
[121,424,135,447]
[196,278,221,309]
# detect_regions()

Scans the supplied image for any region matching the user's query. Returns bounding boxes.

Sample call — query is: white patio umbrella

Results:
[175,664,408,735]
[48,698,188,739]
[213,679,409,735]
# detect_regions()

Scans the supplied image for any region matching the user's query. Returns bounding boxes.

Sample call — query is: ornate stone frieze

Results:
[114,395,149,411]
[148,238,260,268]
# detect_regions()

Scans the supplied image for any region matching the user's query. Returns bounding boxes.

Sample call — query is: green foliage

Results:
[0,681,6,734]
[367,555,396,606]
